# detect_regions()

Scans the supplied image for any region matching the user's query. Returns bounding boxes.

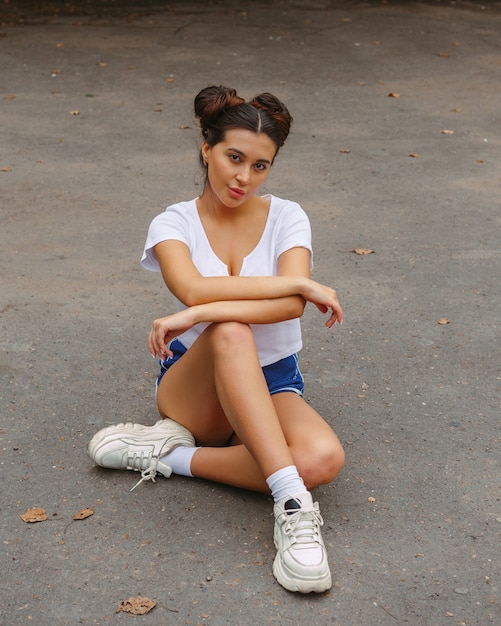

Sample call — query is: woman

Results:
[88,85,345,593]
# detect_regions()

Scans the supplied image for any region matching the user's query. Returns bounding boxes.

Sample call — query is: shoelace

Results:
[283,509,324,546]
[129,454,160,492]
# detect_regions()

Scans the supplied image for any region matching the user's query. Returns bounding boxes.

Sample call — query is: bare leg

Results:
[157,322,344,492]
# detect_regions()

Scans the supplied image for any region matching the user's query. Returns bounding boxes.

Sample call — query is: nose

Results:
[236,166,251,185]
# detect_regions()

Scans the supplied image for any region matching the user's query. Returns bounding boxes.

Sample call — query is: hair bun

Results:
[250,93,292,146]
[194,85,245,137]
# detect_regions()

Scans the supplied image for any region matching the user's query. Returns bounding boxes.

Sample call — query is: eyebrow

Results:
[227,147,272,165]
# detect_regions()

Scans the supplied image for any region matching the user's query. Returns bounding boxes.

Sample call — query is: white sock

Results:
[266,465,307,504]
[160,446,199,477]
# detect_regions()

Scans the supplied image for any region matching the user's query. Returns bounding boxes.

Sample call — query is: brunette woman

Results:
[88,85,345,593]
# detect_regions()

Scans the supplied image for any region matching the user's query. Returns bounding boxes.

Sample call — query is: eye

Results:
[255,162,268,172]
[228,153,241,162]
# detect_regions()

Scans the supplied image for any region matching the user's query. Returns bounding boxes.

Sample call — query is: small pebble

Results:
[495,517,501,523]
[454,587,469,595]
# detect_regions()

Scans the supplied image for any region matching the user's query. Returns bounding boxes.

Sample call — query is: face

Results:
[202,128,277,208]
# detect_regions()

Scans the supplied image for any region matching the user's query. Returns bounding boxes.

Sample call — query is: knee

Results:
[209,321,255,354]
[298,437,345,490]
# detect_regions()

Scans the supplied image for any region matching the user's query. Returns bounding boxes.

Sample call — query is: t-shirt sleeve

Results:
[140,204,192,272]
[275,200,314,269]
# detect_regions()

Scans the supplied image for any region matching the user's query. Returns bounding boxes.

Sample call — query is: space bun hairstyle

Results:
[194,85,292,167]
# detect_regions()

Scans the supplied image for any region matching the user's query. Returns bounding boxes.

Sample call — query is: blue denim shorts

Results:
[156,338,304,396]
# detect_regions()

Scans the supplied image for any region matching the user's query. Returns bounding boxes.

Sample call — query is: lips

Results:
[229,187,245,198]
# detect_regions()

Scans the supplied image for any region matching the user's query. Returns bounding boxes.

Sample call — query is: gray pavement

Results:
[1,1,500,624]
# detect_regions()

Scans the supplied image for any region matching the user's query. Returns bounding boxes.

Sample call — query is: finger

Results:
[148,329,157,357]
[156,325,175,358]
[315,303,328,314]
[326,306,343,328]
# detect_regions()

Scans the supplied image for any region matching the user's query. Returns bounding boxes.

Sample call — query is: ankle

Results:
[266,465,307,504]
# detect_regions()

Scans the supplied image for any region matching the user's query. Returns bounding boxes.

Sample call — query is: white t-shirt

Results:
[141,194,313,366]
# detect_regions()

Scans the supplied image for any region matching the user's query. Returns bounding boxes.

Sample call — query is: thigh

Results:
[156,330,233,446]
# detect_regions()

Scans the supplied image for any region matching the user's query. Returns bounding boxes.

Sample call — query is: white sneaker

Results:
[87,419,195,490]
[273,492,332,593]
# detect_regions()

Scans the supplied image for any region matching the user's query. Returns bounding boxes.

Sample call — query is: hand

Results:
[148,309,195,358]
[302,279,343,328]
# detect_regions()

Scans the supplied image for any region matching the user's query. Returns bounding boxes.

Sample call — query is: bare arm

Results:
[148,297,305,357]
[148,244,343,358]
[154,240,310,306]
[154,240,342,321]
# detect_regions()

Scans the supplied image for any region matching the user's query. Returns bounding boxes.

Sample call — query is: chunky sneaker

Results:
[273,492,332,593]
[87,419,195,491]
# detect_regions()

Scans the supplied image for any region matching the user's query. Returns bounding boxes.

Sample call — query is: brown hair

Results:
[194,85,292,168]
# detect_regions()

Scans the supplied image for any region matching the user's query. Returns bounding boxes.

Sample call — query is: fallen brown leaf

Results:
[441,129,454,135]
[69,110,80,116]
[438,318,450,325]
[352,248,375,255]
[409,153,419,158]
[117,596,156,615]
[339,148,351,154]
[21,507,48,523]
[73,507,94,520]
[1,167,13,172]
[368,496,376,503]
[387,92,400,98]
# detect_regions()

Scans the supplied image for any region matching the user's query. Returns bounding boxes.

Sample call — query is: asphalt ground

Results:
[1,1,500,624]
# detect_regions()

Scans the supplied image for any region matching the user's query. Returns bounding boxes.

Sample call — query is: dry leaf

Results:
[56,42,64,48]
[368,497,376,503]
[438,318,450,325]
[96,62,108,68]
[352,248,374,255]
[450,108,462,113]
[1,167,13,172]
[409,153,419,158]
[436,52,450,58]
[387,92,400,98]
[180,125,192,129]
[73,507,94,520]
[4,94,16,100]
[70,110,80,116]
[21,507,48,523]
[339,148,351,154]
[117,596,156,615]
[441,129,454,135]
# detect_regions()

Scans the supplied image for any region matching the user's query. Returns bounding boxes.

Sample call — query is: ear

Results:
[201,140,210,164]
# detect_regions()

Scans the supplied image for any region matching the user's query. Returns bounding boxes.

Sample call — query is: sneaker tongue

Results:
[284,498,302,513]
